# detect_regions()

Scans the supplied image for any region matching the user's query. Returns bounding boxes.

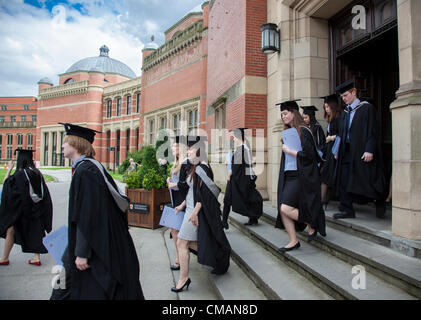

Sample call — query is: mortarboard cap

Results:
[59,123,101,144]
[276,99,301,111]
[335,80,355,95]
[230,128,249,141]
[186,135,208,148]
[320,94,338,105]
[171,135,189,145]
[300,106,318,115]
[14,148,35,156]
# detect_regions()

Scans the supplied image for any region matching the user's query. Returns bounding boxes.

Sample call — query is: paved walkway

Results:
[0,170,216,300]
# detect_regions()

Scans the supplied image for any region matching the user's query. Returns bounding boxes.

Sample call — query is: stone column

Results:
[390,0,421,240]
[109,129,116,170]
[48,129,54,166]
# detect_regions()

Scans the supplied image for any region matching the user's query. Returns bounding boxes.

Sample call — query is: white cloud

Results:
[0,1,143,97]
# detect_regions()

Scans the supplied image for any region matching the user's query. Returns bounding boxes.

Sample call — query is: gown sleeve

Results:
[75,227,92,258]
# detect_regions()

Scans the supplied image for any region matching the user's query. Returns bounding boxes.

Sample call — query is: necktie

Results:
[345,106,352,143]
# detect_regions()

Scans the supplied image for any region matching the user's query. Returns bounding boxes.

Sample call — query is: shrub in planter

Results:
[142,169,165,190]
[125,170,141,189]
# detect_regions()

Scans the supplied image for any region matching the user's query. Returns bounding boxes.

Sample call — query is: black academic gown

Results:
[337,102,386,202]
[66,159,144,300]
[311,122,326,157]
[229,145,263,219]
[0,169,52,253]
[276,127,326,236]
[195,164,231,275]
[320,116,342,191]
[170,159,191,208]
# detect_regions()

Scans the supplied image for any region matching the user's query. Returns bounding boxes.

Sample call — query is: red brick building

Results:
[140,2,209,147]
[206,0,268,194]
[36,45,139,167]
[0,97,38,161]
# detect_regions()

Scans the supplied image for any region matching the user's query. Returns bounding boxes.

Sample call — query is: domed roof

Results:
[64,45,136,78]
[38,77,53,85]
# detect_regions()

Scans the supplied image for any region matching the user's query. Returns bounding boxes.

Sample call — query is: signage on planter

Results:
[159,202,173,213]
[129,203,149,214]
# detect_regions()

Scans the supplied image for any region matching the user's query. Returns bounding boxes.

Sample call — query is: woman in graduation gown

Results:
[0,149,53,266]
[319,94,343,206]
[275,100,326,252]
[172,136,231,292]
[166,135,191,271]
[51,123,144,300]
[301,106,326,159]
[223,128,263,226]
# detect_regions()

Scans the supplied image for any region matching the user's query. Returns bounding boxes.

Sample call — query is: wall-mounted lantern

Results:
[261,23,280,54]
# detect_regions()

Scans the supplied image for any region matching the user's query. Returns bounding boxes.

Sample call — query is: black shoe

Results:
[278,241,301,253]
[333,212,355,219]
[171,278,191,292]
[244,218,258,226]
[222,220,229,230]
[322,201,329,211]
[376,204,386,219]
[170,263,180,271]
[307,230,317,242]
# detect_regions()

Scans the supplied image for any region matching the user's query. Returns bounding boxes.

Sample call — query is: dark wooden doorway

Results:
[330,0,398,188]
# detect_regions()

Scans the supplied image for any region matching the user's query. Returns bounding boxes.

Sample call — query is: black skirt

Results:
[281,171,299,208]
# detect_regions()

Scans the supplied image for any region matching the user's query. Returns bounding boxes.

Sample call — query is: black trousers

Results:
[339,144,355,214]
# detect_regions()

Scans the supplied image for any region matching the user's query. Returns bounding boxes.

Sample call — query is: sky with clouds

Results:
[0,0,205,97]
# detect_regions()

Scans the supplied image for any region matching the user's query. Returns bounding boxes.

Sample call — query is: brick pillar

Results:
[119,129,127,165]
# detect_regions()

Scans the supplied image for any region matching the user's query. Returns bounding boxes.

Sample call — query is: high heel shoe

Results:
[171,278,191,292]
[0,260,9,266]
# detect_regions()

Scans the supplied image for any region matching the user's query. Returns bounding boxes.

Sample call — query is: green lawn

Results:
[0,169,55,184]
[107,170,124,182]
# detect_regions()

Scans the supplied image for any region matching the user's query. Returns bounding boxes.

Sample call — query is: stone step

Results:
[163,229,266,300]
[261,204,421,299]
[263,201,421,259]
[225,224,333,300]
[228,212,417,300]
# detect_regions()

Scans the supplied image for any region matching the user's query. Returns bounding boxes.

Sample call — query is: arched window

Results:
[64,78,75,84]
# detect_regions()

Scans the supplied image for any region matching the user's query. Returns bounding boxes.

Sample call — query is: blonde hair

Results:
[64,135,96,157]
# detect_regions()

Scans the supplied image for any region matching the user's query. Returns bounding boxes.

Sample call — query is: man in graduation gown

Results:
[333,80,386,219]
[223,128,263,226]
[51,123,144,300]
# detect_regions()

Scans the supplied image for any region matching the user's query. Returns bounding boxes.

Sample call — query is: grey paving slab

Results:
[130,227,176,300]
[226,225,332,300]
[164,229,218,300]
[229,212,417,300]
[0,182,190,300]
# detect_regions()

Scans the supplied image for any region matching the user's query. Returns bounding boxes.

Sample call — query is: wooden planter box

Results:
[126,187,171,229]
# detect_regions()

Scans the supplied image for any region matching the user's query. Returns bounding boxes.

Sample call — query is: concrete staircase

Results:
[222,202,420,300]
[163,200,420,300]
